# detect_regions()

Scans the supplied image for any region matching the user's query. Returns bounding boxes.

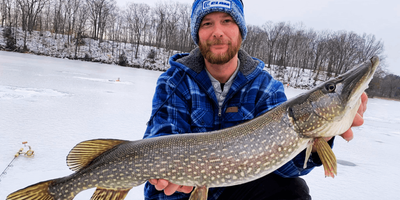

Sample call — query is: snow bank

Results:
[0,27,179,71]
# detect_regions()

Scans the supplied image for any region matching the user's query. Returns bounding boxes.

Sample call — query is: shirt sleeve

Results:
[143,71,191,139]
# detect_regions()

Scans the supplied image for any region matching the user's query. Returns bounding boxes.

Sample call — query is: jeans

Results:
[217,173,311,200]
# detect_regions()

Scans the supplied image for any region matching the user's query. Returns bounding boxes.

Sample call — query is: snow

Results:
[0,51,399,199]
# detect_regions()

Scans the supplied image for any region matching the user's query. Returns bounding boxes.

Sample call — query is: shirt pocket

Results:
[223,103,255,123]
[190,108,214,132]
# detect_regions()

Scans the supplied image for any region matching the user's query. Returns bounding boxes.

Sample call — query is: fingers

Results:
[148,179,158,185]
[361,92,368,107]
[358,92,368,117]
[163,183,180,196]
[341,92,368,142]
[149,179,193,195]
[177,185,194,194]
[340,128,354,142]
[151,179,169,191]
[352,113,364,127]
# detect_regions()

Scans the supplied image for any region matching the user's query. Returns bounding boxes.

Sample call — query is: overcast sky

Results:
[116,0,400,76]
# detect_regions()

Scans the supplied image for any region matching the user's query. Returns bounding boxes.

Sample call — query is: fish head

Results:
[287,56,379,138]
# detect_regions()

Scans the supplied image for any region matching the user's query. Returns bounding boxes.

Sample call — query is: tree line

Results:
[0,0,397,99]
[1,0,195,54]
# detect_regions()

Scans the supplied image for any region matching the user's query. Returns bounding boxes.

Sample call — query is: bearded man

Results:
[142,0,367,199]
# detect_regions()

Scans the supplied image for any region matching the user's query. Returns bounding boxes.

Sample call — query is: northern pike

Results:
[7,56,379,200]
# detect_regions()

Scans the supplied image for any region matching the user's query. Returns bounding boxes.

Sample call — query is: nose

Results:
[212,23,224,38]
[213,32,223,38]
[213,34,222,38]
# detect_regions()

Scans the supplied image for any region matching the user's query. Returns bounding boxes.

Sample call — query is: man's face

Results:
[198,12,242,65]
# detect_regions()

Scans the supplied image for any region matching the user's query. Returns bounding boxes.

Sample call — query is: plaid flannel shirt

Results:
[143,48,324,200]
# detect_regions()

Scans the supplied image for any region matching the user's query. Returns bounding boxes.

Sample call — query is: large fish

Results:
[7,56,379,200]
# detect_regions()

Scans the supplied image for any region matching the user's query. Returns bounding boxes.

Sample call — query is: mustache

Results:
[206,39,232,46]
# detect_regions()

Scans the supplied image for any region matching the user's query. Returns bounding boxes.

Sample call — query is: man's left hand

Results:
[312,92,368,152]
[340,92,368,141]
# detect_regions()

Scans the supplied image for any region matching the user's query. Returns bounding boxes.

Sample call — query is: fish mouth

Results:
[337,56,379,102]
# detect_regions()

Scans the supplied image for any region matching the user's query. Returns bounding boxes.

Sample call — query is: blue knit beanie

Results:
[191,0,247,45]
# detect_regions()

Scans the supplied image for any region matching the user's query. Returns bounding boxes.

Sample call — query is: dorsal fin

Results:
[67,139,128,171]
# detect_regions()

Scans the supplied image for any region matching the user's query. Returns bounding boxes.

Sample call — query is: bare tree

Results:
[357,33,384,63]
[177,2,192,52]
[106,6,119,56]
[74,1,88,58]
[242,25,266,58]
[86,0,114,41]
[126,2,149,59]
[262,21,286,68]
[153,2,166,49]
[1,0,13,27]
[309,32,329,83]
[16,0,48,50]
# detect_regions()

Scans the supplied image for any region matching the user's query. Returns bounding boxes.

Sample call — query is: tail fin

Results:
[7,180,55,200]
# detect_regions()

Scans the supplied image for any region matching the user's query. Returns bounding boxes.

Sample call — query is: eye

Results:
[223,19,232,23]
[325,83,336,93]
[201,21,212,27]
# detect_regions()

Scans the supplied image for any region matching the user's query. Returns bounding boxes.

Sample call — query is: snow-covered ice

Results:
[0,51,399,199]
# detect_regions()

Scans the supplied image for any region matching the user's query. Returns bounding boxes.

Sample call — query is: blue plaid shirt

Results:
[143,48,323,200]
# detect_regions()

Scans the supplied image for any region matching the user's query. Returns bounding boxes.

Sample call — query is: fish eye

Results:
[325,83,336,92]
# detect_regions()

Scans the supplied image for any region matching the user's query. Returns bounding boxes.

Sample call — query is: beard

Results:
[199,36,242,65]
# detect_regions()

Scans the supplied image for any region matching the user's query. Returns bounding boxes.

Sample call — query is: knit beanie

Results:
[191,0,247,45]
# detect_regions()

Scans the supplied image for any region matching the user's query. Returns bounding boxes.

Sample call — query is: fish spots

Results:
[210,158,221,163]
[270,154,275,158]
[246,168,252,174]
[263,162,270,167]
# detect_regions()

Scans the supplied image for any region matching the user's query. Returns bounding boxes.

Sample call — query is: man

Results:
[143,0,367,199]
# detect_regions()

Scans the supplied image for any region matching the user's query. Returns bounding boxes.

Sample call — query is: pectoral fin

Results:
[188,185,208,200]
[91,187,132,200]
[314,138,337,178]
[303,140,314,169]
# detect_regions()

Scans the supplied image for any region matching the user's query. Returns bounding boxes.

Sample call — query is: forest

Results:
[0,0,398,99]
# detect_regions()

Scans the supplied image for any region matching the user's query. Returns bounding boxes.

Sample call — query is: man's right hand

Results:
[149,179,193,196]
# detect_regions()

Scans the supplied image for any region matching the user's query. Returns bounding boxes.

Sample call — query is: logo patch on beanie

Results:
[203,0,232,10]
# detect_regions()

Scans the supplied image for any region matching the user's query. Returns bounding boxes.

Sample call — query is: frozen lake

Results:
[0,51,399,199]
